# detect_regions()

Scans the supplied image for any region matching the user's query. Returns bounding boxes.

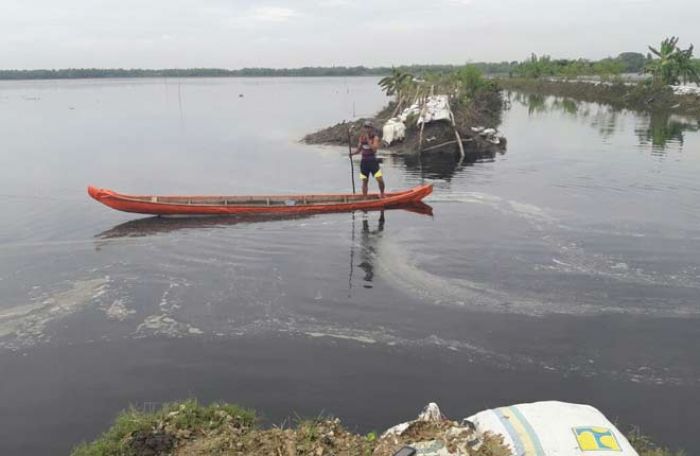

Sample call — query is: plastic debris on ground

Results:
[373,403,509,456]
[671,85,700,96]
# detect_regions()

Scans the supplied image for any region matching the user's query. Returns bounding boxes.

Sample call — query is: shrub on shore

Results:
[625,427,687,456]
[71,400,255,456]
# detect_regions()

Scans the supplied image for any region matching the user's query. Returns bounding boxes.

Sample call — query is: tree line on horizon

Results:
[1,38,697,84]
[514,37,698,85]
[0,64,514,80]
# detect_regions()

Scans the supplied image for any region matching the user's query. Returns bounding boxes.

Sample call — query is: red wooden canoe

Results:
[87,184,433,216]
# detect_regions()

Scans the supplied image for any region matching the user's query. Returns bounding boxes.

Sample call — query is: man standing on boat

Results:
[351,120,385,197]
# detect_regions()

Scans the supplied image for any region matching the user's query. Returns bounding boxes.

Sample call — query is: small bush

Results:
[626,427,686,456]
[70,400,256,456]
[457,65,488,100]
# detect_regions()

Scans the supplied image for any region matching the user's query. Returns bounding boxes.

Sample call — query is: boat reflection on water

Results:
[95,202,432,240]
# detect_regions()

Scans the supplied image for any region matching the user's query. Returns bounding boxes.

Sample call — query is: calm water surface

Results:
[1,78,699,455]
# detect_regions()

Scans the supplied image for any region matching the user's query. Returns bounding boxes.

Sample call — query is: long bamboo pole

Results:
[347,125,356,194]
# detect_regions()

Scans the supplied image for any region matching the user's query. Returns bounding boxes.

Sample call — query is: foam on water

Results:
[380,194,700,316]
[134,314,204,338]
[105,299,136,321]
[0,277,108,348]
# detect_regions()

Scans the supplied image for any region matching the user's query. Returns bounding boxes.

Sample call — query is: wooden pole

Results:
[347,125,356,194]
[390,95,404,118]
[411,86,420,105]
[420,138,473,153]
[417,98,428,153]
[453,128,466,159]
[447,102,466,159]
[418,121,425,153]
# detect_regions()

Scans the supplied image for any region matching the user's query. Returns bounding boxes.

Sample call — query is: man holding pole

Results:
[350,120,385,197]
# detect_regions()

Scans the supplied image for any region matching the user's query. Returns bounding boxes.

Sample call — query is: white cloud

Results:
[250,7,297,22]
[317,0,350,6]
[0,0,699,68]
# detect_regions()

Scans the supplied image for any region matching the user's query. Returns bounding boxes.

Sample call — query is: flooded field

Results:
[0,77,699,455]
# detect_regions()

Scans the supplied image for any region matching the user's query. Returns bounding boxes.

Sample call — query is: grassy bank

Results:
[302,90,504,155]
[498,78,700,117]
[71,400,686,456]
[70,400,511,456]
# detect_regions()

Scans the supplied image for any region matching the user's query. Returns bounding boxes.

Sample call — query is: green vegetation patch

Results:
[499,78,700,117]
[71,399,255,456]
[625,427,687,456]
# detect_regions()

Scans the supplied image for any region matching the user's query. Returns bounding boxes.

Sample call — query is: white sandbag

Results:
[399,102,422,123]
[466,401,639,456]
[418,95,451,125]
[382,118,406,145]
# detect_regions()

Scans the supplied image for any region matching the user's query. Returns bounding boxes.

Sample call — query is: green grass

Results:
[626,427,687,456]
[70,399,255,456]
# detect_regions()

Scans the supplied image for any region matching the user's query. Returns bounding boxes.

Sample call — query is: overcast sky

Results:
[2,0,699,69]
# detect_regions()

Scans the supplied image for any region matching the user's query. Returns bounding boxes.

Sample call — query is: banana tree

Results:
[379,68,416,116]
[378,69,415,100]
[674,44,699,84]
[645,37,699,85]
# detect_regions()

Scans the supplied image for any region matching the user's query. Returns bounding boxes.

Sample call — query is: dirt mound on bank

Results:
[302,96,506,157]
[176,417,374,456]
[71,401,511,456]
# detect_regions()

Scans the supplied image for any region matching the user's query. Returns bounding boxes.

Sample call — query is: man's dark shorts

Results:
[360,159,383,180]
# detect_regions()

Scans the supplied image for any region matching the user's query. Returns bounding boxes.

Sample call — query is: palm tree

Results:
[645,37,699,85]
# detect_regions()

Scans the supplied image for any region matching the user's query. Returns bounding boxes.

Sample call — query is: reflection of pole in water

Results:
[360,216,373,286]
[177,80,185,130]
[417,145,425,183]
[343,77,355,119]
[347,211,356,297]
